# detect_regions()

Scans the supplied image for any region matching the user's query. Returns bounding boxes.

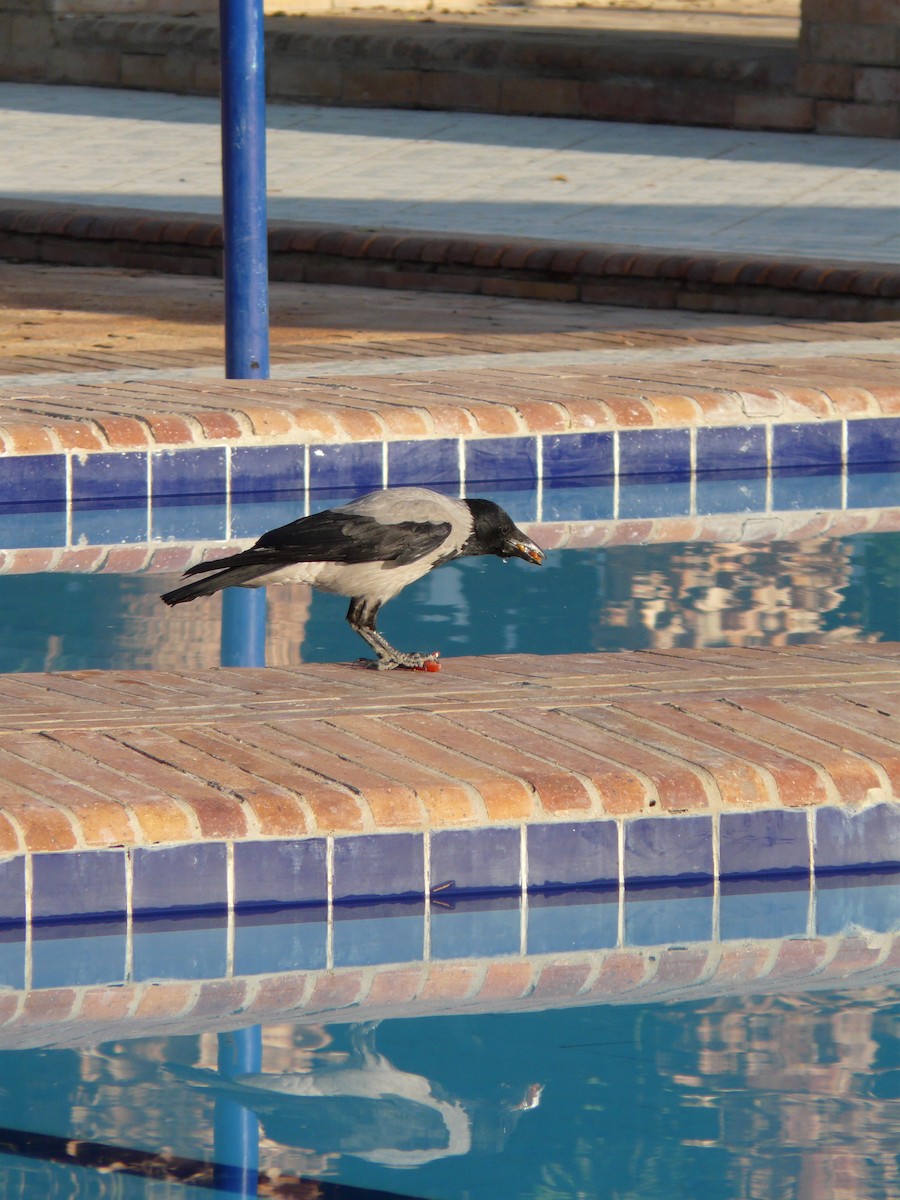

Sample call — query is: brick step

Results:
[4,200,900,320]
[0,12,806,130]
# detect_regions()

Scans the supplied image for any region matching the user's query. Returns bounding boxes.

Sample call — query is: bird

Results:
[161,486,544,670]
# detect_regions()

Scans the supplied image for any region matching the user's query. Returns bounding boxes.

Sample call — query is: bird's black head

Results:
[461,499,545,565]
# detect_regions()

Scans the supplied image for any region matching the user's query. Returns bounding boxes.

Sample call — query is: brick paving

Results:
[0,645,896,851]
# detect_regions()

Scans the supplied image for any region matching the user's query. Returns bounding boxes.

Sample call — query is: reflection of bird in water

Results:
[168,1022,541,1169]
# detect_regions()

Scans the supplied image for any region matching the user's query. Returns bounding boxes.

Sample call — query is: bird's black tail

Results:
[161,563,270,606]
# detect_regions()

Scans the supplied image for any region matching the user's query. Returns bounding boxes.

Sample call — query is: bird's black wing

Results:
[181,511,452,578]
[257,510,452,565]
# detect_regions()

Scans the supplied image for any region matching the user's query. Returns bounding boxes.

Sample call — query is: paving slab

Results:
[0,646,897,854]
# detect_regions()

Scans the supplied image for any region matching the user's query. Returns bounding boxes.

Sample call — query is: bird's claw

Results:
[353,651,441,672]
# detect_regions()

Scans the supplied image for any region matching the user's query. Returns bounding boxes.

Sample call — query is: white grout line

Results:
[146,450,153,545]
[325,836,335,971]
[224,445,233,540]
[124,848,134,983]
[689,427,697,518]
[519,824,529,957]
[64,454,73,549]
[612,432,620,521]
[23,853,33,993]
[616,821,625,948]
[841,421,849,510]
[422,829,431,961]
[458,437,466,497]
[711,813,721,943]
[535,435,544,526]
[225,841,235,978]
[765,424,773,512]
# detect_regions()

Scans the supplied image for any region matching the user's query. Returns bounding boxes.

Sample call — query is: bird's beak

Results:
[507,537,544,565]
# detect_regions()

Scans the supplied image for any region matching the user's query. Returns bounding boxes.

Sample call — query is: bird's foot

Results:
[354,651,441,672]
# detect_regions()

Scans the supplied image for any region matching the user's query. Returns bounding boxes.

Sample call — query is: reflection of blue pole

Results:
[221,586,267,666]
[219,0,270,663]
[214,1027,263,1195]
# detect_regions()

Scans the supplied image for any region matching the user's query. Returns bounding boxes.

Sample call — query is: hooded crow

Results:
[161,486,544,670]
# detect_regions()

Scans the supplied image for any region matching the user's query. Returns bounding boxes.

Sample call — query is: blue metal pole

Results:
[219,0,270,380]
[214,1027,263,1195]
[219,0,270,664]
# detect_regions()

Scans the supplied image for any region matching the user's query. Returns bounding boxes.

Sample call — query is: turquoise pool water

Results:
[0,965,898,1199]
[1,531,898,672]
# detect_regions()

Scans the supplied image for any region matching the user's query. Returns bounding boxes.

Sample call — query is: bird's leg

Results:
[346,597,438,671]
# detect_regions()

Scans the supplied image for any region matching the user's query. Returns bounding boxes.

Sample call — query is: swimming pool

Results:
[1,468,898,1199]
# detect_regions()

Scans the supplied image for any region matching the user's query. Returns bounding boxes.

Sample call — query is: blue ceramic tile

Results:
[816,804,900,873]
[133,913,228,981]
[152,448,227,501]
[618,429,690,478]
[696,426,767,475]
[527,822,618,890]
[465,437,538,485]
[308,442,383,493]
[719,878,809,941]
[388,439,461,488]
[231,497,306,539]
[132,843,228,913]
[466,483,536,524]
[0,507,67,550]
[772,423,842,471]
[430,895,520,960]
[541,482,614,522]
[71,502,148,546]
[234,907,328,974]
[0,455,66,506]
[234,839,328,908]
[847,418,900,468]
[0,928,25,990]
[31,920,127,988]
[624,882,714,946]
[431,827,520,894]
[696,473,767,516]
[846,468,900,511]
[151,500,228,543]
[771,467,842,512]
[231,446,305,494]
[618,475,691,519]
[72,451,147,505]
[527,888,618,954]
[333,833,425,902]
[719,810,809,879]
[542,433,614,484]
[32,851,126,921]
[816,870,900,936]
[0,857,25,925]
[624,816,713,884]
[332,900,425,967]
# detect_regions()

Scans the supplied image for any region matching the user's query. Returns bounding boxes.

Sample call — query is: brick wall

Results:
[1,0,898,137]
[798,0,900,136]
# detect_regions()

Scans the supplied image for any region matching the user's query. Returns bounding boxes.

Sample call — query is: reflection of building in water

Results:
[118,581,313,670]
[684,992,900,1200]
[601,540,868,650]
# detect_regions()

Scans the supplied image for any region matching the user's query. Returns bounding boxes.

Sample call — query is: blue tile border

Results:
[623,815,714,884]
[31,850,126,922]
[132,843,228,914]
[3,806,899,933]
[333,832,425,902]
[1,418,899,552]
[719,810,809,879]
[2,811,899,988]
